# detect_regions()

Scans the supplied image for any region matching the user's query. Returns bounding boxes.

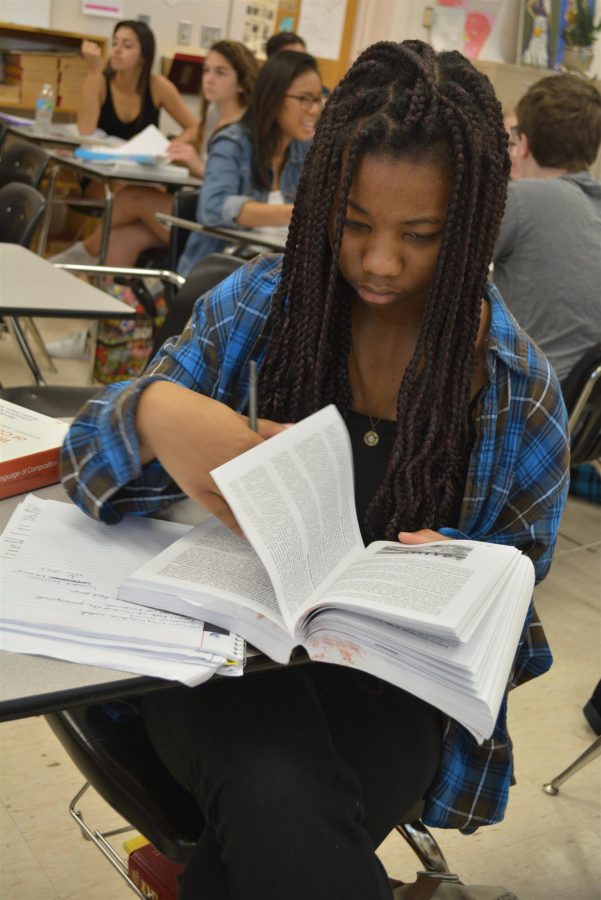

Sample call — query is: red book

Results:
[128,843,184,900]
[0,400,68,499]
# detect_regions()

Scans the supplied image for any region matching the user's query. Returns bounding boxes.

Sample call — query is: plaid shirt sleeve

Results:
[60,255,280,524]
[423,286,570,833]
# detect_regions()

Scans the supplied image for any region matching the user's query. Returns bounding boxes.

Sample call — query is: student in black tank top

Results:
[77,20,197,142]
[51,40,258,278]
[96,73,159,141]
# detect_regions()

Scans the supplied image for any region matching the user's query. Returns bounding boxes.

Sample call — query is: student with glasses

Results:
[177,50,322,276]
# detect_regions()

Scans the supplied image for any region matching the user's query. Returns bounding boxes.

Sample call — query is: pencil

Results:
[248,360,258,432]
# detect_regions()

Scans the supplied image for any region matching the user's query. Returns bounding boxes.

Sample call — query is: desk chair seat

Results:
[46,702,450,898]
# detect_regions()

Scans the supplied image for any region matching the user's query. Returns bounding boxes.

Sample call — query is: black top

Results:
[97,74,160,141]
[347,411,397,543]
[347,408,474,542]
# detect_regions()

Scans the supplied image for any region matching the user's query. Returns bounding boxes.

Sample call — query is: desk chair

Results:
[167,188,200,272]
[0,182,54,375]
[0,120,8,154]
[0,181,45,247]
[541,347,601,796]
[0,140,49,189]
[563,343,601,478]
[46,700,449,899]
[0,143,57,368]
[151,253,244,357]
[0,256,247,419]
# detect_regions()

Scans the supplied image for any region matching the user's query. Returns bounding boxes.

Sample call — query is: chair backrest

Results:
[0,140,49,189]
[45,705,202,864]
[562,345,601,468]
[0,182,46,247]
[150,252,245,358]
[167,188,200,271]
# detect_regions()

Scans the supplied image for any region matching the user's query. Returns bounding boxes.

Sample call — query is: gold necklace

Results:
[351,344,383,448]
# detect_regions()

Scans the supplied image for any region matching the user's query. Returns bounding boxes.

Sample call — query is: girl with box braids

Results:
[259,40,510,539]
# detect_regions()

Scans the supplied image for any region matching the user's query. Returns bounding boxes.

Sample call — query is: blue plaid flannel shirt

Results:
[61,254,570,833]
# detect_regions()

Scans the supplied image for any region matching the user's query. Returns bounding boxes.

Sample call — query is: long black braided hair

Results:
[259,40,510,540]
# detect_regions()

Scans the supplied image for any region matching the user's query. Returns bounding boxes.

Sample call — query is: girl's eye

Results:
[406,232,440,243]
[343,218,368,232]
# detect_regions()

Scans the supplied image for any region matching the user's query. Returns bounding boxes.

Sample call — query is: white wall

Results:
[48,0,231,60]
[2,0,50,27]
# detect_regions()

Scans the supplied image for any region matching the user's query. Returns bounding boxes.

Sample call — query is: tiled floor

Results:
[1,320,600,899]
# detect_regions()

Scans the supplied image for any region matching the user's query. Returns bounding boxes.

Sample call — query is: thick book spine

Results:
[127,843,183,900]
[0,447,61,499]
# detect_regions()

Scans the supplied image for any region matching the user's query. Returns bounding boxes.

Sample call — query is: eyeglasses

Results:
[285,93,323,111]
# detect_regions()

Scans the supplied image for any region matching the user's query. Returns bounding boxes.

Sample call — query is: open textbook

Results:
[0,496,244,685]
[120,406,535,743]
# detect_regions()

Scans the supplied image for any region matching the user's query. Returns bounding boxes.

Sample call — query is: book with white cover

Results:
[0,400,69,499]
[120,406,534,742]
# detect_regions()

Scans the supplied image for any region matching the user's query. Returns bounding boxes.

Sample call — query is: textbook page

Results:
[307,538,522,641]
[119,517,296,662]
[211,406,365,631]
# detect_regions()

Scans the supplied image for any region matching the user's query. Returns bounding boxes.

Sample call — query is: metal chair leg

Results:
[395,820,451,874]
[22,317,58,372]
[68,781,147,899]
[543,735,601,795]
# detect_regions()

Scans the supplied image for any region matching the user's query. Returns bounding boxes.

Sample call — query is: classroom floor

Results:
[1,320,600,899]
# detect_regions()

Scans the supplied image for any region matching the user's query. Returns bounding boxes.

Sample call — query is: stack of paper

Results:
[74,124,171,166]
[0,496,245,685]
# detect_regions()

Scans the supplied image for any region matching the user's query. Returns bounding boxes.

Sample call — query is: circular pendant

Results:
[364,430,380,448]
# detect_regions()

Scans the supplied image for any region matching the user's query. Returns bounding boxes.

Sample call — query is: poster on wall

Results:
[82,0,124,17]
[297,0,347,60]
[519,0,594,69]
[241,1,278,56]
[432,0,506,60]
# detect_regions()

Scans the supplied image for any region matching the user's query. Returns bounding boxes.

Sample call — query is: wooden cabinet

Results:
[0,23,108,117]
[474,59,601,181]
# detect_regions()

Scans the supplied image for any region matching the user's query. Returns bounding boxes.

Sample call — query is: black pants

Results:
[142,663,442,900]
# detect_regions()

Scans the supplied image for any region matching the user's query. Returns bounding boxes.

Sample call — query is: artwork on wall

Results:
[431,0,503,60]
[519,0,595,69]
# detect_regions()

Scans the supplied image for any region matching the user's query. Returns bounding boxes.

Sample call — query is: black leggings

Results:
[142,663,442,900]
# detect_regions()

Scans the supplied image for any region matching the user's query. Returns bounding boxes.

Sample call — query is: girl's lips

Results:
[356,285,400,304]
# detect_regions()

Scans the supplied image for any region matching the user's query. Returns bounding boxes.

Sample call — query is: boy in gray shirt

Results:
[493,74,601,383]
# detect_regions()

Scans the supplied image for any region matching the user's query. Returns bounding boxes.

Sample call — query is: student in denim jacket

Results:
[178,50,321,276]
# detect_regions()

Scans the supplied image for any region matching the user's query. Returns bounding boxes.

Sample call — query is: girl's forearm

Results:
[236,201,293,228]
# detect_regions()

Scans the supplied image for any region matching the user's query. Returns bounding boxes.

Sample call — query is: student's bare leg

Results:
[103,222,168,267]
[83,187,172,256]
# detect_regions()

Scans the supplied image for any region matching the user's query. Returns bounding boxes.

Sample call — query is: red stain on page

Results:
[306,635,362,665]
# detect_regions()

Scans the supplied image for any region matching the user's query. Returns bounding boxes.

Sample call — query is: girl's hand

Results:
[81,40,103,72]
[397,529,450,544]
[166,141,204,177]
[136,381,288,535]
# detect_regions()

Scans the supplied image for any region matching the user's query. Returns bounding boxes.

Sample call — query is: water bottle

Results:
[35,83,55,131]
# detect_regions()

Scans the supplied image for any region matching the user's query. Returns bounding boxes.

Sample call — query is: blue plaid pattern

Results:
[60,253,570,832]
